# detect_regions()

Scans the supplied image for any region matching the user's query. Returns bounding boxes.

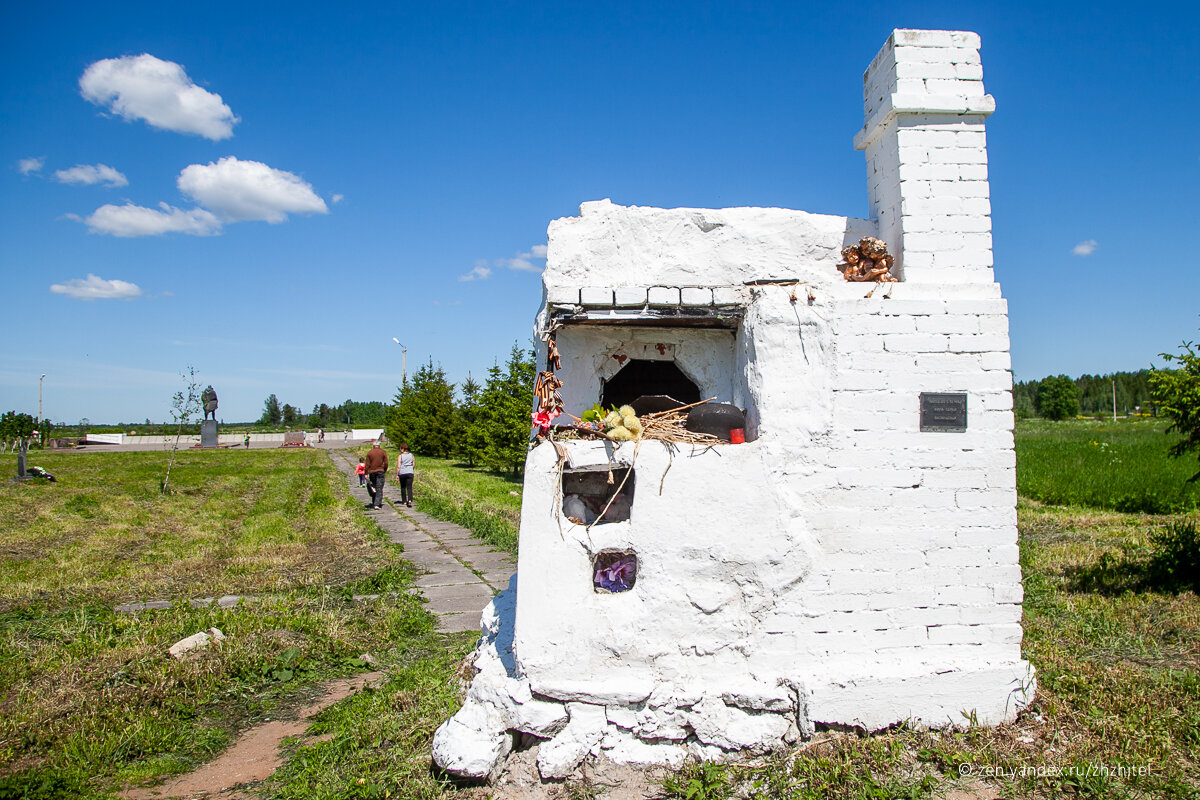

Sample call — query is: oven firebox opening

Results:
[600,359,700,411]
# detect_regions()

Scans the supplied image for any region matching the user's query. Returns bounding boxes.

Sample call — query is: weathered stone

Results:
[536,702,607,779]
[168,628,225,660]
[431,705,512,780]
[685,697,792,753]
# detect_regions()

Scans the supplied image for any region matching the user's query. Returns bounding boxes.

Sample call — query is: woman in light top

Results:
[396,443,416,508]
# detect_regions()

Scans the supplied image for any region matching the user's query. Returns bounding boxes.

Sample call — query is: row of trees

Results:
[384,344,536,474]
[0,411,38,454]
[258,396,387,428]
[1014,369,1156,420]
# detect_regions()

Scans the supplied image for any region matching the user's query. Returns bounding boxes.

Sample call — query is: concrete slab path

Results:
[328,450,516,633]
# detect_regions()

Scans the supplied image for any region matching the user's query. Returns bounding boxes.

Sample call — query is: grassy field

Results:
[1015,418,1200,513]
[2,423,1199,799]
[0,448,474,799]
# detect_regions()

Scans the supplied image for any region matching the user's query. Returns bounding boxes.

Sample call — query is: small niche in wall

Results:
[562,465,634,525]
[593,550,637,593]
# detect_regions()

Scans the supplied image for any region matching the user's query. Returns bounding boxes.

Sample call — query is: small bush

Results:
[1073,519,1200,594]
[1148,519,1200,591]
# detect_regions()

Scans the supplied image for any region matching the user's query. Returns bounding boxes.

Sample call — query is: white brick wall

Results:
[857,29,996,284]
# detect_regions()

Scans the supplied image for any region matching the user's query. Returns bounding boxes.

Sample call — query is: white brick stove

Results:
[433,29,1034,780]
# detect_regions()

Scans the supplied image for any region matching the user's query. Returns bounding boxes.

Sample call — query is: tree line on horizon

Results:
[257,396,388,429]
[1014,369,1157,420]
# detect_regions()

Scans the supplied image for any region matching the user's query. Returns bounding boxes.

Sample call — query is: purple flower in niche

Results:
[594,553,637,593]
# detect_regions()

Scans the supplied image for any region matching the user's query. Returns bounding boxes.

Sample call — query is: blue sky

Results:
[2,1,1196,425]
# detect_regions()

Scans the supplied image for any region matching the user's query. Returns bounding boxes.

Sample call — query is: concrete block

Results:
[916,315,979,334]
[680,287,713,306]
[613,286,647,306]
[895,60,958,80]
[580,286,613,305]
[647,286,680,305]
[947,333,1010,353]
[977,315,1009,335]
[992,583,1024,604]
[954,63,984,81]
[958,604,1022,625]
[924,78,985,97]
[712,286,746,306]
[546,286,579,305]
[885,333,949,353]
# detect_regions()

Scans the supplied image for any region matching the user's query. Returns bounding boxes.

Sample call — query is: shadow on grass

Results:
[445,460,523,484]
[1069,520,1200,595]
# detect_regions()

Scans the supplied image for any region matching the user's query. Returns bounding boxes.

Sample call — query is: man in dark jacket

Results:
[364,442,388,509]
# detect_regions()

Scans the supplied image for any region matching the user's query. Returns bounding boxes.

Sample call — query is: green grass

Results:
[1016,418,1200,513]
[0,448,469,799]
[5,435,1200,798]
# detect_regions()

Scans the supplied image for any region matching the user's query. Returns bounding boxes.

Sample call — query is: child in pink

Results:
[355,458,367,486]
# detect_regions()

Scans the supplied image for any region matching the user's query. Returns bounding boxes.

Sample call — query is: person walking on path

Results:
[243,433,250,449]
[396,443,416,508]
[364,442,388,509]
[355,457,367,486]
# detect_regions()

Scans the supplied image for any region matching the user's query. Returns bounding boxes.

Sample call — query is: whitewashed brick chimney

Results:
[855,29,996,284]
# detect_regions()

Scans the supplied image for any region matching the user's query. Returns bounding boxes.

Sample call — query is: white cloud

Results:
[331,193,344,204]
[18,156,44,175]
[501,245,548,273]
[49,274,142,300]
[79,54,238,140]
[54,163,128,188]
[467,244,548,280]
[1072,239,1098,256]
[459,264,492,282]
[177,156,328,222]
[82,202,221,237]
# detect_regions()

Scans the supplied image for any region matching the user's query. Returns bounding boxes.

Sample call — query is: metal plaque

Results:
[920,392,967,432]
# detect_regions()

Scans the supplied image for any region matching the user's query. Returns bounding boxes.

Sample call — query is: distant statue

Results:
[202,386,218,421]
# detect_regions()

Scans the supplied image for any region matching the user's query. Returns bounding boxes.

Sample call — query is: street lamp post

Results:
[392,338,407,386]
[38,374,45,444]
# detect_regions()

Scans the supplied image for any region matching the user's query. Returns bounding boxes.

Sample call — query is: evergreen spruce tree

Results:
[480,343,536,474]
[385,361,457,457]
[260,393,282,425]
[457,374,487,466]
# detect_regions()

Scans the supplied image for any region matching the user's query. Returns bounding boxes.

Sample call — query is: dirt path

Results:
[121,672,384,800]
[327,449,517,632]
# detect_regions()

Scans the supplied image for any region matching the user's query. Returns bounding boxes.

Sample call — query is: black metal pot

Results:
[685,403,745,441]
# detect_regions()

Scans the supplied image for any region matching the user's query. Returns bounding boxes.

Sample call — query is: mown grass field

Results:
[2,422,1198,799]
[0,448,475,799]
